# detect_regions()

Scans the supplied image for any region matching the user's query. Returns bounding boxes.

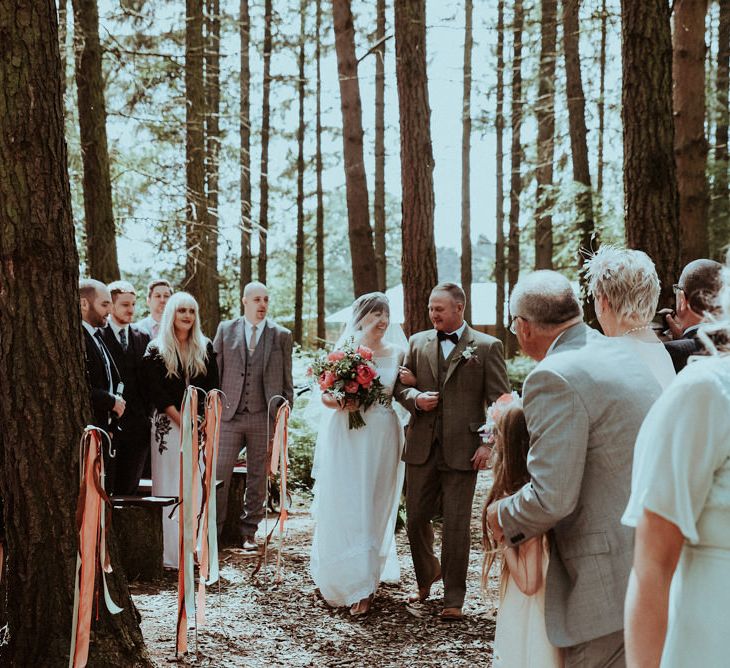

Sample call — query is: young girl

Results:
[481,398,563,668]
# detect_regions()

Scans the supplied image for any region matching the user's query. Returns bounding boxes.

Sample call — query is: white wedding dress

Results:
[309,353,405,606]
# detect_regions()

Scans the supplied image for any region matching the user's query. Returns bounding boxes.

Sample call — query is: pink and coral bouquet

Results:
[308,339,389,429]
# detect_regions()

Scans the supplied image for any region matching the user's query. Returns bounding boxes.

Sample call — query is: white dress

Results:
[151,412,181,569]
[623,356,730,667]
[309,354,405,606]
[493,537,563,668]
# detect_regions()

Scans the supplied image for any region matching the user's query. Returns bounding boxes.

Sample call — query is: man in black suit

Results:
[80,279,125,490]
[102,281,152,495]
[664,258,723,372]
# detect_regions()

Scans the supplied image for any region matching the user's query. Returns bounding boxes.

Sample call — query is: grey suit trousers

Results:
[216,410,271,538]
[406,444,477,608]
[565,629,625,668]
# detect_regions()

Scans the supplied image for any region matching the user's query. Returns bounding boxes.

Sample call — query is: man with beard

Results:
[80,279,125,488]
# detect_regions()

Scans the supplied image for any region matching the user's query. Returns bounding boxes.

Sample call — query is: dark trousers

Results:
[405,443,477,608]
[112,418,151,495]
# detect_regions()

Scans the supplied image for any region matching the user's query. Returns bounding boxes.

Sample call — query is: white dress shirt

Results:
[440,321,467,358]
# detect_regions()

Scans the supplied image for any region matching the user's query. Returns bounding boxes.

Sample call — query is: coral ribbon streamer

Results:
[269,403,291,580]
[176,388,222,655]
[69,427,123,668]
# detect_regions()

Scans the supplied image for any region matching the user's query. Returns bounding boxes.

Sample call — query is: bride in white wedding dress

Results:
[309,292,409,616]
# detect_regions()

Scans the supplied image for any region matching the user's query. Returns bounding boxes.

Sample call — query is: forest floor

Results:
[131,475,499,667]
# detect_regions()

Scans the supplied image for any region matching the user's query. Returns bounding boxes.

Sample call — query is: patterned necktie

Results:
[249,324,258,354]
[119,327,128,352]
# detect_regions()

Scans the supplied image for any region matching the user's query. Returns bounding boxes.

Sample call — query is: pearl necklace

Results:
[621,324,653,337]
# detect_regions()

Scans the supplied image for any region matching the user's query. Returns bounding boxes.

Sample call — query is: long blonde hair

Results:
[156,291,209,380]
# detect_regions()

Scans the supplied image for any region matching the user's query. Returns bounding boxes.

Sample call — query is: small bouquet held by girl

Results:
[308,339,390,429]
[481,393,563,668]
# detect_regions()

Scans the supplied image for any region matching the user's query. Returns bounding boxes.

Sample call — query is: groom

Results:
[396,283,510,619]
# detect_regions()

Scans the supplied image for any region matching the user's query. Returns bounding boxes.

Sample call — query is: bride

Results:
[309,292,409,616]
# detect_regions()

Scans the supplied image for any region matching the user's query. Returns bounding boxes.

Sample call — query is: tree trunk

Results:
[205,0,221,331]
[0,3,148,664]
[374,0,387,292]
[294,0,306,345]
[72,0,120,283]
[712,0,730,259]
[239,0,252,297]
[621,0,679,306]
[461,0,473,323]
[332,0,379,297]
[563,0,596,324]
[534,0,557,270]
[495,0,507,344]
[597,0,607,196]
[507,0,524,356]
[316,0,326,345]
[674,0,709,265]
[258,0,273,283]
[59,0,68,100]
[394,0,438,336]
[184,0,211,330]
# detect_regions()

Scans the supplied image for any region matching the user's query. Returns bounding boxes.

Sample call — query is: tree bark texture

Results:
[563,0,596,323]
[59,0,68,100]
[332,0,378,297]
[374,0,387,292]
[394,0,438,336]
[72,0,120,283]
[507,0,524,356]
[0,2,148,664]
[239,0,253,297]
[712,0,730,259]
[597,0,607,195]
[316,0,326,345]
[495,0,507,344]
[621,0,679,306]
[461,0,473,323]
[534,0,557,270]
[205,0,221,330]
[185,0,213,332]
[294,0,306,345]
[674,0,709,265]
[258,0,273,283]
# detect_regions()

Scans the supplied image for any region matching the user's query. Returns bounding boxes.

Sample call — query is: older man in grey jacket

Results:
[487,271,661,667]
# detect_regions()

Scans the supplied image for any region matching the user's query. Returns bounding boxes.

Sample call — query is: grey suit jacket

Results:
[213,317,293,421]
[499,323,662,648]
[396,325,510,470]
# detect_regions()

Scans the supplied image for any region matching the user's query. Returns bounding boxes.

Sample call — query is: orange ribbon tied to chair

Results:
[268,401,291,581]
[69,427,123,668]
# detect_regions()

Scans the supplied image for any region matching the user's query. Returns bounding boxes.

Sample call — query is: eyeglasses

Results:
[509,315,525,335]
[672,284,685,295]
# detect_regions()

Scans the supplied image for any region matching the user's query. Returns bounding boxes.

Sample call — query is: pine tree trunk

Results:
[597,0,607,196]
[316,0,326,346]
[712,0,730,259]
[674,0,709,265]
[374,0,387,292]
[185,0,211,329]
[0,3,148,664]
[394,0,438,336]
[72,0,120,283]
[332,0,379,297]
[258,0,273,283]
[461,0,473,323]
[239,0,252,296]
[563,0,596,323]
[59,0,68,100]
[534,0,557,270]
[294,0,306,345]
[495,0,507,344]
[507,0,524,356]
[205,0,221,331]
[621,0,679,306]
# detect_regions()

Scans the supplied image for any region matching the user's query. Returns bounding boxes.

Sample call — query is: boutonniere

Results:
[459,343,479,365]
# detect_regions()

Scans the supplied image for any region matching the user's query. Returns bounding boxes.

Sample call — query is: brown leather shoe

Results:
[440,607,463,620]
[408,570,442,603]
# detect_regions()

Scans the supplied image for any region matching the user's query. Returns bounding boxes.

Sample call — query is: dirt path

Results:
[131,475,499,667]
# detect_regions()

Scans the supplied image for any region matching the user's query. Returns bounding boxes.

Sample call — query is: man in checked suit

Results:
[79,279,126,488]
[102,280,151,495]
[213,281,293,553]
[487,271,662,666]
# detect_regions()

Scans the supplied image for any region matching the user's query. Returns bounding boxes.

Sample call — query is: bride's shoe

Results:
[349,596,373,617]
[408,570,442,603]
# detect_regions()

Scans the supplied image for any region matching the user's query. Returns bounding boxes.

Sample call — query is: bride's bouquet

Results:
[308,339,390,429]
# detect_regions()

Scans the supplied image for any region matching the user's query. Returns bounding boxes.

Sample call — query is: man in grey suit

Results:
[396,283,510,619]
[213,281,293,553]
[487,271,662,666]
